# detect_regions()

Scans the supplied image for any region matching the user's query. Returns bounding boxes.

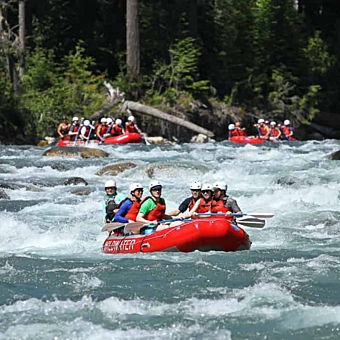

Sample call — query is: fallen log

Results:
[122,100,214,137]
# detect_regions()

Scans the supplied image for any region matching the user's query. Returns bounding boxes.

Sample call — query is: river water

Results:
[0,140,339,340]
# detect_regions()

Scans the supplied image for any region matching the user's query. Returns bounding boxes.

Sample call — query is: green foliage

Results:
[267,69,321,126]
[20,43,107,138]
[303,31,335,75]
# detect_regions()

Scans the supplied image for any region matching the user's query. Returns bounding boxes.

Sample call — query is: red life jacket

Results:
[100,125,108,136]
[282,126,292,136]
[211,199,231,213]
[196,198,212,213]
[126,123,137,133]
[231,129,241,137]
[111,125,123,135]
[144,197,166,221]
[238,129,247,137]
[83,126,91,137]
[70,124,79,133]
[189,197,198,211]
[271,127,279,137]
[259,126,268,136]
[125,197,149,221]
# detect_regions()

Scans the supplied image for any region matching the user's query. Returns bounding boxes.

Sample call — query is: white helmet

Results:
[270,121,276,126]
[258,118,264,124]
[190,181,202,190]
[100,118,107,123]
[115,119,122,125]
[128,115,135,122]
[284,119,290,126]
[201,183,213,191]
[84,120,90,126]
[228,124,235,130]
[72,116,79,121]
[105,180,116,188]
[149,180,162,191]
[213,181,227,191]
[130,182,143,192]
[106,118,113,124]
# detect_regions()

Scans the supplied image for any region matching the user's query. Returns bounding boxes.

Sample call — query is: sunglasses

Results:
[105,187,116,190]
[202,190,211,194]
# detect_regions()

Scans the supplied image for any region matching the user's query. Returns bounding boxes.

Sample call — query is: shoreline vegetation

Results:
[1,1,340,145]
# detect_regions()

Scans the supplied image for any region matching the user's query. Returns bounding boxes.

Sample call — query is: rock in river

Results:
[71,189,90,196]
[330,150,340,160]
[0,189,9,200]
[43,146,109,158]
[96,162,137,176]
[64,177,88,186]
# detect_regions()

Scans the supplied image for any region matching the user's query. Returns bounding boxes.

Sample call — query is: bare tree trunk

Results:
[126,0,140,79]
[18,0,26,77]
[123,101,214,137]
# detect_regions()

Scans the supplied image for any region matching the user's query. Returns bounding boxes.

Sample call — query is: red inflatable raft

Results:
[57,133,142,146]
[229,136,265,144]
[102,218,251,254]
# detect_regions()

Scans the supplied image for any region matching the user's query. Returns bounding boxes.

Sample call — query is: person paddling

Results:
[79,120,93,141]
[255,119,270,140]
[57,116,70,139]
[114,183,144,223]
[269,121,281,142]
[104,180,125,223]
[136,181,171,224]
[96,118,108,143]
[68,117,80,141]
[111,119,125,136]
[185,183,214,217]
[125,115,142,134]
[282,119,294,140]
[211,182,242,216]
[169,181,202,217]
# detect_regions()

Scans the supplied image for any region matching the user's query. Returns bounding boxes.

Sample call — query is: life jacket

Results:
[100,125,108,136]
[105,196,117,221]
[126,123,137,133]
[188,197,198,211]
[144,197,166,221]
[231,129,241,137]
[282,126,292,136]
[238,129,247,137]
[82,126,91,137]
[270,127,280,137]
[124,197,149,221]
[111,124,123,135]
[69,123,79,133]
[259,126,267,137]
[211,199,231,213]
[196,198,212,213]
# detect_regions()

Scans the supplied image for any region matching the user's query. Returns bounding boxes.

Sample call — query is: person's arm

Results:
[136,199,158,224]
[114,200,133,223]
[80,126,88,140]
[135,123,142,135]
[96,125,104,141]
[168,197,191,217]
[227,197,242,214]
[276,128,281,139]
[183,199,201,218]
[57,124,64,138]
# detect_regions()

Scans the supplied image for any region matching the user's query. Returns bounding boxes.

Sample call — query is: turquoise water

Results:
[0,140,339,339]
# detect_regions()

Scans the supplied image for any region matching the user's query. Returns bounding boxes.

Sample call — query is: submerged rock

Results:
[43,146,109,158]
[64,177,88,186]
[147,136,173,145]
[276,177,298,186]
[37,140,49,146]
[71,189,90,196]
[0,189,9,200]
[190,134,215,143]
[96,162,137,176]
[330,150,340,160]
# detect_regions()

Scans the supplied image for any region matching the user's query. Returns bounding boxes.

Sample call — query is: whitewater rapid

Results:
[0,140,339,339]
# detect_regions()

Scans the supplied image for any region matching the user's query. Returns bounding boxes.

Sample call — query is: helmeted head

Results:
[265,120,269,125]
[128,115,135,122]
[149,180,162,197]
[84,120,90,126]
[228,124,235,131]
[130,182,143,197]
[72,116,79,122]
[100,118,107,124]
[284,119,290,126]
[115,119,122,125]
[270,121,276,127]
[190,181,202,199]
[105,180,117,194]
[106,118,113,124]
[201,183,213,200]
[213,181,227,199]
[258,119,264,124]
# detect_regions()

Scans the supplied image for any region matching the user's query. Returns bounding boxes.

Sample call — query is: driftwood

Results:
[122,100,214,137]
[89,83,124,121]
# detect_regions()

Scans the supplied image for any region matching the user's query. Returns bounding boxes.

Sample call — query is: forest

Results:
[0,0,340,143]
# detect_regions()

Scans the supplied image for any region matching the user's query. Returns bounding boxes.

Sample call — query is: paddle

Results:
[236,219,265,228]
[101,222,125,232]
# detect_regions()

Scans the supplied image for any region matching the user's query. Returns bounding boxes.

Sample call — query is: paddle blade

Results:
[247,213,274,219]
[101,222,125,232]
[124,222,149,234]
[236,217,265,229]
